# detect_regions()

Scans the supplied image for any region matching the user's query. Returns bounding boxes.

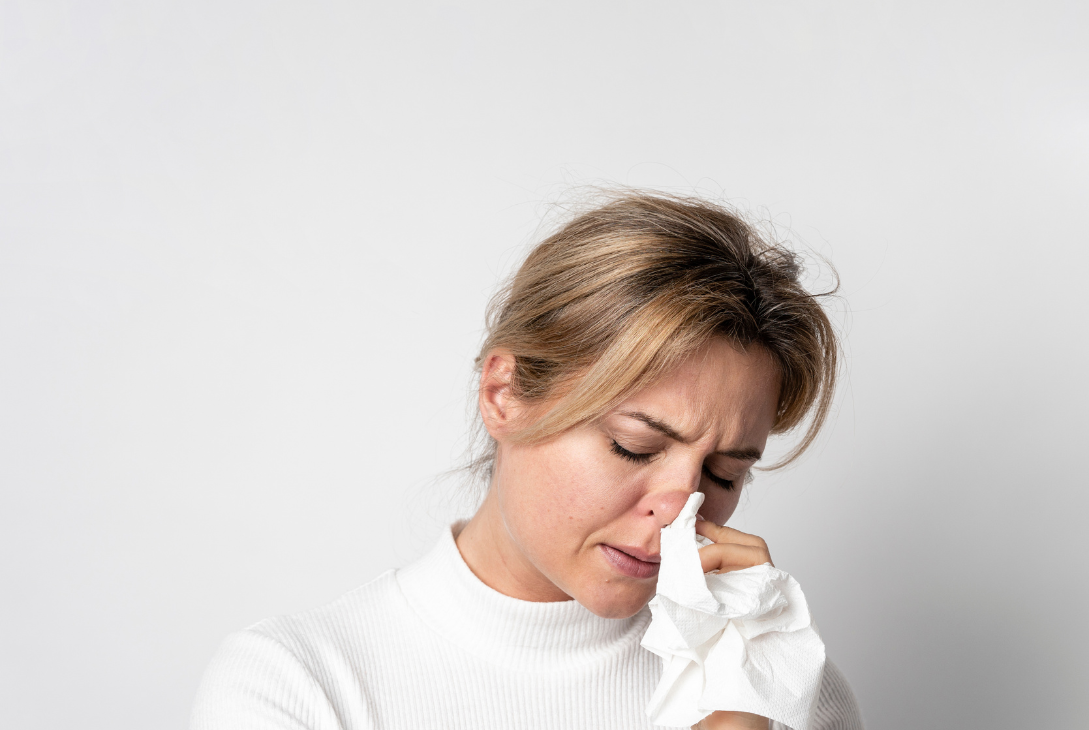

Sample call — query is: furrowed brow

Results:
[618,411,689,443]
[714,447,763,462]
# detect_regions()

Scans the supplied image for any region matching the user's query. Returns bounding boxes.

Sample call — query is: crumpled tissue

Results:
[641,492,826,730]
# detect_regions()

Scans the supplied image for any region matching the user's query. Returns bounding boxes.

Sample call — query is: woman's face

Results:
[469,337,782,619]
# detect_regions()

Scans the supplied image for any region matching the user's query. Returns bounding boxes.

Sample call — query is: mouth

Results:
[599,544,661,580]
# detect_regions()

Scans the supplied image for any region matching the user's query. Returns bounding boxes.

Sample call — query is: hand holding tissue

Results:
[641,492,826,730]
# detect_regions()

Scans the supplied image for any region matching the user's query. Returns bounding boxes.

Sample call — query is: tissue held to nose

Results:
[641,492,826,730]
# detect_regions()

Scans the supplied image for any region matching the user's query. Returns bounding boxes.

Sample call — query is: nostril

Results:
[643,487,700,527]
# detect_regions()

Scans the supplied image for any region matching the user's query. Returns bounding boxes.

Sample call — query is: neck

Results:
[456,486,572,603]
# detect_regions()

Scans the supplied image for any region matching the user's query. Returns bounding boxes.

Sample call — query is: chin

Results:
[578,582,655,619]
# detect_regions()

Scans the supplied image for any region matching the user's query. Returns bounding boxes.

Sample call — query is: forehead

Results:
[614,340,781,441]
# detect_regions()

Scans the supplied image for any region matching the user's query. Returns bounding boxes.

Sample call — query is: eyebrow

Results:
[618,410,764,461]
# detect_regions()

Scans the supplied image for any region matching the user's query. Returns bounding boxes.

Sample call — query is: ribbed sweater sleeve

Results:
[771,660,865,730]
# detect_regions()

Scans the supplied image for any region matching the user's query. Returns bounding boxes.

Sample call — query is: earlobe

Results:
[478,350,520,439]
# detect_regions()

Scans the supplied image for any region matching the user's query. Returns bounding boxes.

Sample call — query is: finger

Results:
[695,519,768,551]
[698,541,774,574]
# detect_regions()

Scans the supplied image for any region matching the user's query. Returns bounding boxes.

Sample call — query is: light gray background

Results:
[2,1,1087,728]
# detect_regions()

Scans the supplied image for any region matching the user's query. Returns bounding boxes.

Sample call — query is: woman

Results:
[190,192,865,730]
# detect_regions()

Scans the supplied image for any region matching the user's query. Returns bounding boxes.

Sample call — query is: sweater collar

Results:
[396,523,650,669]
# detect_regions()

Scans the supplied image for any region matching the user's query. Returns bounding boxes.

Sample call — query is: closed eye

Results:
[702,466,737,491]
[610,440,655,464]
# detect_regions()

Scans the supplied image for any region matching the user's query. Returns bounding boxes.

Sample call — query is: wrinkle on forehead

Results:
[629,338,780,450]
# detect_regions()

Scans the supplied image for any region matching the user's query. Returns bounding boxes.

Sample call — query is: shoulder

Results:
[191,570,408,730]
[245,569,408,659]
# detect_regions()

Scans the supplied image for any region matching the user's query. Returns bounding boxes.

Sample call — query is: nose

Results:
[640,470,701,529]
[645,490,693,528]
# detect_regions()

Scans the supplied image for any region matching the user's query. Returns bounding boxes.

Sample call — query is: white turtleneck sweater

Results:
[190,525,864,730]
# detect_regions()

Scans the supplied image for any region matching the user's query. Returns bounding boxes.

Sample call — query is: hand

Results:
[690,520,773,730]
[694,710,770,730]
[694,519,774,574]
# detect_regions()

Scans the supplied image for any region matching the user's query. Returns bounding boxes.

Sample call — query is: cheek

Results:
[503,434,640,538]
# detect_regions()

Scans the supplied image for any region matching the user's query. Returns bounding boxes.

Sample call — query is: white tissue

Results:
[641,492,826,730]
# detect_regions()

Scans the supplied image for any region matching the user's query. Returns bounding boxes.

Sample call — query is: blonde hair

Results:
[471,190,837,480]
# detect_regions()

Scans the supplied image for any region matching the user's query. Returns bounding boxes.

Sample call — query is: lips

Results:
[600,544,661,579]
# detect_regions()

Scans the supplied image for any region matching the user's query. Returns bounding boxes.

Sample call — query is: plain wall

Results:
[2,1,1087,728]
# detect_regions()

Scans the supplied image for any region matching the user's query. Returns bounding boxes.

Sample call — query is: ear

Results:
[478,349,523,441]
